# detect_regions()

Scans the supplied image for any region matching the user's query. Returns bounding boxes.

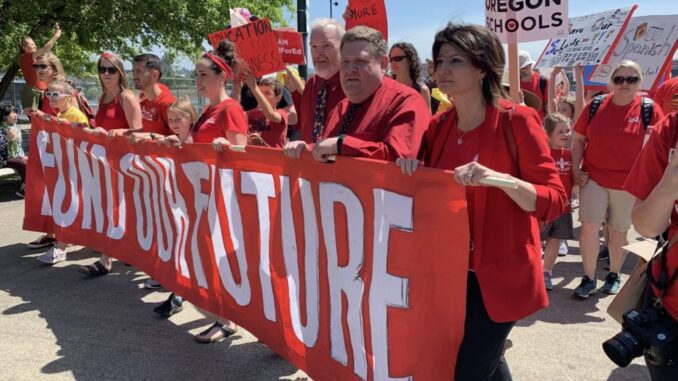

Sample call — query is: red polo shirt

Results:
[192,99,247,144]
[299,72,346,141]
[246,108,288,148]
[574,94,664,189]
[140,84,176,135]
[321,77,429,161]
[624,113,678,321]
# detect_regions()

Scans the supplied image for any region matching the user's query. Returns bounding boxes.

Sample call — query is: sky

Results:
[297,0,678,69]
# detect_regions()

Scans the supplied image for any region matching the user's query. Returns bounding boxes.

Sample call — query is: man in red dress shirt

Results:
[310,26,430,162]
[284,18,346,157]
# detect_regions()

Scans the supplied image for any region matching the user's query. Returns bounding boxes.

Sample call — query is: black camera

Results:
[603,308,673,367]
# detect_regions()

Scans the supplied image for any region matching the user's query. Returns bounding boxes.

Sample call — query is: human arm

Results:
[33,24,62,59]
[573,64,585,121]
[571,132,589,186]
[285,66,305,93]
[547,66,563,115]
[246,75,283,124]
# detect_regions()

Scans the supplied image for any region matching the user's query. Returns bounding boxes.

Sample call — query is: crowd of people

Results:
[4,14,678,380]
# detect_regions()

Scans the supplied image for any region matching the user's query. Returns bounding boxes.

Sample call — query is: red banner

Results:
[24,118,469,380]
[344,0,389,41]
[275,30,306,65]
[208,18,285,77]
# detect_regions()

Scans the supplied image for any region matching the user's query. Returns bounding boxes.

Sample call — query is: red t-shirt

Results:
[321,77,430,161]
[246,108,288,148]
[520,72,547,118]
[20,52,47,91]
[551,147,573,213]
[40,95,58,116]
[652,77,678,115]
[623,113,678,321]
[95,96,129,131]
[140,84,176,135]
[192,99,247,144]
[573,94,664,189]
[299,72,346,140]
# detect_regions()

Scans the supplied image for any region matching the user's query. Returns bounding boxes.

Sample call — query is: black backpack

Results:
[588,94,654,129]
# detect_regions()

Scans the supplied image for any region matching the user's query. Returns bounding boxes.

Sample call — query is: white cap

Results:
[519,50,535,69]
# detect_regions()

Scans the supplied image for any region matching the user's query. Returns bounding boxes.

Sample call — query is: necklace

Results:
[456,126,468,145]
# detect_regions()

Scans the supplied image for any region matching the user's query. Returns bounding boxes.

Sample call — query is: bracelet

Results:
[337,134,346,154]
[150,133,156,140]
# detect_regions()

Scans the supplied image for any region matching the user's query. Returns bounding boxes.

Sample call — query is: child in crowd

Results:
[244,76,288,148]
[541,113,575,291]
[0,105,27,197]
[36,81,89,265]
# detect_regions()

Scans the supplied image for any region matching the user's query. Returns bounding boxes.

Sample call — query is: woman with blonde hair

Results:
[572,60,664,298]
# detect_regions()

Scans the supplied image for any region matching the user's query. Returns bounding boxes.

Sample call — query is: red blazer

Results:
[422,101,567,322]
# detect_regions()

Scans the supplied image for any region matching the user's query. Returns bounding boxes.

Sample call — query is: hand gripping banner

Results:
[24,117,470,380]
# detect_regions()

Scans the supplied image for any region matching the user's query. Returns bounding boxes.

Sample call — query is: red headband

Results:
[100,52,116,60]
[203,52,233,78]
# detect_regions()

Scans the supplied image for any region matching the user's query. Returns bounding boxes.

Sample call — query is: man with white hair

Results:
[284,18,346,157]
[519,50,549,118]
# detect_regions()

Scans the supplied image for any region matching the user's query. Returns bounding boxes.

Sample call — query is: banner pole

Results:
[508,43,520,103]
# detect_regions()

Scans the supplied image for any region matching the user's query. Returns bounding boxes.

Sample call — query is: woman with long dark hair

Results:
[389,42,431,113]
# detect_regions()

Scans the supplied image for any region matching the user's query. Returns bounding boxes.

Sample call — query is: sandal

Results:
[78,261,111,277]
[194,322,236,344]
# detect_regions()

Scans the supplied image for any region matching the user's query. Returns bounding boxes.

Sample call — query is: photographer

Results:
[623,111,678,379]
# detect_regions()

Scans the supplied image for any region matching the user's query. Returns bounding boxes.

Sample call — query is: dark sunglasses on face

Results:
[389,55,406,63]
[612,76,639,85]
[32,64,50,70]
[98,66,118,75]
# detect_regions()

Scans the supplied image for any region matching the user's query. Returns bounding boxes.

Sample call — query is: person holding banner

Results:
[133,54,176,136]
[572,60,664,299]
[78,52,142,276]
[389,42,432,113]
[284,18,346,157]
[396,23,566,380]
[623,112,678,380]
[308,26,430,162]
[244,76,289,147]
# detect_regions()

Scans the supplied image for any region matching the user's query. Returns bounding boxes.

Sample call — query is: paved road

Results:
[0,173,650,380]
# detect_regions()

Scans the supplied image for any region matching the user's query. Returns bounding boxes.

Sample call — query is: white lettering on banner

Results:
[78,142,105,233]
[280,176,320,347]
[241,172,277,322]
[144,156,178,262]
[103,151,126,240]
[182,161,210,288]
[212,168,251,306]
[120,153,154,250]
[36,131,54,216]
[370,189,413,381]
[51,133,79,228]
[320,183,367,381]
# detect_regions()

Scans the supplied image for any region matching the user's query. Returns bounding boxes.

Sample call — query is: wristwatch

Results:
[150,133,156,140]
[337,134,346,154]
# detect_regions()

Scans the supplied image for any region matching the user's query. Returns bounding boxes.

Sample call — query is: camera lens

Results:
[603,331,644,367]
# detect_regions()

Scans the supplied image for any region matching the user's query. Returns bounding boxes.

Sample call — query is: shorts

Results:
[578,179,635,231]
[541,212,574,240]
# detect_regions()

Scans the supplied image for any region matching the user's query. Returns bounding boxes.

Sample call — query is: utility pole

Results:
[297,0,308,79]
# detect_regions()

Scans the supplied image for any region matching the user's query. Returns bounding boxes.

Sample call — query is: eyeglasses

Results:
[32,64,50,70]
[98,66,118,75]
[45,91,67,98]
[612,76,640,85]
[389,56,407,63]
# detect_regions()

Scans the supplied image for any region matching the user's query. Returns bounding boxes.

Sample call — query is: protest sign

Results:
[275,30,306,65]
[24,117,470,381]
[344,0,388,41]
[208,18,285,77]
[485,0,568,44]
[589,15,678,91]
[535,5,637,69]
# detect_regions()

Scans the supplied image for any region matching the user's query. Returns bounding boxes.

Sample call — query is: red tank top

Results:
[95,96,129,131]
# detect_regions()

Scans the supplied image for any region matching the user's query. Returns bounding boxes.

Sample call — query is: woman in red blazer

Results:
[397,23,566,380]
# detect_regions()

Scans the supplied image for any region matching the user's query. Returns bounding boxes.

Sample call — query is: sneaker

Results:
[558,241,568,256]
[15,184,25,198]
[574,276,597,299]
[571,198,579,209]
[598,246,610,261]
[544,272,554,291]
[602,272,621,294]
[36,246,67,265]
[143,278,162,290]
[153,293,183,317]
[27,235,57,249]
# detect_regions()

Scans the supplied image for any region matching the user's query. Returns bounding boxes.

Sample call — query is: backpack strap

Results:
[646,229,678,309]
[640,96,654,130]
[588,94,607,123]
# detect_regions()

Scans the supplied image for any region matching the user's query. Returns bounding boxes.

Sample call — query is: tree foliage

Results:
[0,0,295,100]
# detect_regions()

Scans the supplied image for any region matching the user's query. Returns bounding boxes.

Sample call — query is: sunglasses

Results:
[45,91,67,98]
[612,76,640,85]
[98,66,118,75]
[389,56,407,63]
[32,64,50,70]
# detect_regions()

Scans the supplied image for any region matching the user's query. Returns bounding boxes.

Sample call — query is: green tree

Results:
[0,0,294,101]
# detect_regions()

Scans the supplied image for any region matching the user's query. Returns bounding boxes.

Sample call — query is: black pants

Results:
[6,157,26,182]
[455,272,516,381]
